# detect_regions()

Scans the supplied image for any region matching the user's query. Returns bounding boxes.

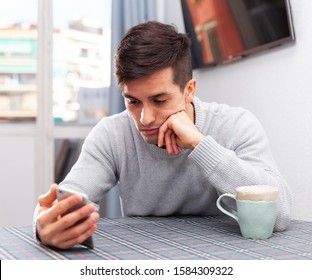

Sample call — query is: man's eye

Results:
[153,99,166,104]
[127,99,140,105]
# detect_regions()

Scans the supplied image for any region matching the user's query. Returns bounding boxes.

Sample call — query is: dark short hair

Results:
[115,21,192,92]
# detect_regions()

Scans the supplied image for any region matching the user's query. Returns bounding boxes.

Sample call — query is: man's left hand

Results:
[158,111,204,155]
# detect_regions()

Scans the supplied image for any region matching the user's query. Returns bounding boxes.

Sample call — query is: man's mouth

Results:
[139,128,159,136]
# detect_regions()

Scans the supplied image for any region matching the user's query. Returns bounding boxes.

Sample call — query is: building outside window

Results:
[0,0,111,125]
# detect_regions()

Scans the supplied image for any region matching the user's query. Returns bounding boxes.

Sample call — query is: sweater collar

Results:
[193,96,204,132]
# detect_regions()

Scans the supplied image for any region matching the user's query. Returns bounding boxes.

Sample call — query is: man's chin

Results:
[145,139,158,145]
[142,135,158,145]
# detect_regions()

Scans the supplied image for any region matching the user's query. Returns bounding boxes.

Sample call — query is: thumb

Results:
[38,183,57,208]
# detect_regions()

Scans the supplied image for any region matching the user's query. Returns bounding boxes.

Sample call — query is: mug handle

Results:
[216,194,238,222]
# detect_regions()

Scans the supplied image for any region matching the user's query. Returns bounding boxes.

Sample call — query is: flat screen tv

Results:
[180,0,295,69]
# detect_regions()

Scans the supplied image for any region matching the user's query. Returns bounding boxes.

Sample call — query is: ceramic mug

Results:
[216,185,278,239]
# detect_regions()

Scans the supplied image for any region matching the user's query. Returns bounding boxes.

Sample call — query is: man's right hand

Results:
[36,183,99,249]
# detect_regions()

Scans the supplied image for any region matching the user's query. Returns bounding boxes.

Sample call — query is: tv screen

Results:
[180,0,295,69]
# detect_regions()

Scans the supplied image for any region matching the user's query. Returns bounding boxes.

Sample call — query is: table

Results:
[0,216,311,260]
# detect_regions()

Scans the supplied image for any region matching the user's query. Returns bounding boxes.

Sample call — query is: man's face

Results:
[122,67,195,145]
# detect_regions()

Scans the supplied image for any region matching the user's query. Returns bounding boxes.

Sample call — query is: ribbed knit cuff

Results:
[188,136,228,176]
[32,203,42,243]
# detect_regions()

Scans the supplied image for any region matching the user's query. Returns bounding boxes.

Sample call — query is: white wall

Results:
[163,0,312,221]
[0,136,36,226]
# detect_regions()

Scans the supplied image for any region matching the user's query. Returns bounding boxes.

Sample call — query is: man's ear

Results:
[184,79,196,103]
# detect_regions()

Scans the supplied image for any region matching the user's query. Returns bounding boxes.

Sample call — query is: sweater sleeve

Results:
[188,110,292,231]
[32,119,119,243]
[58,119,119,203]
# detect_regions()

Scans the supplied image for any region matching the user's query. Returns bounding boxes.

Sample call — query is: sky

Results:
[0,0,111,28]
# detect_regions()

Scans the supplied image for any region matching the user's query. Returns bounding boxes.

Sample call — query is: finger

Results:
[65,212,99,240]
[40,194,84,224]
[38,183,58,208]
[56,223,98,249]
[171,132,180,155]
[166,129,180,155]
[49,212,99,249]
[54,202,97,231]
[60,225,97,249]
[164,129,174,154]
[158,124,167,148]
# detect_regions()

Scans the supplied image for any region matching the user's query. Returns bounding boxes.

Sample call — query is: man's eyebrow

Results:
[123,92,171,99]
[122,93,136,99]
[149,92,171,98]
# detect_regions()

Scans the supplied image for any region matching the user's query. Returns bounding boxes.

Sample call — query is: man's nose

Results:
[140,106,155,126]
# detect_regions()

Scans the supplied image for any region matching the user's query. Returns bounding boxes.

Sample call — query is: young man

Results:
[34,21,292,249]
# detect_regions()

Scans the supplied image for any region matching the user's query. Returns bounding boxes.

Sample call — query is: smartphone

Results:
[56,185,99,249]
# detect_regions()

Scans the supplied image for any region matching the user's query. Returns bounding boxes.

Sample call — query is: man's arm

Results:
[158,108,291,231]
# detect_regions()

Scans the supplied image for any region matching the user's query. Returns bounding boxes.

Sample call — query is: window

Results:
[53,0,111,124]
[0,0,38,122]
[0,0,111,124]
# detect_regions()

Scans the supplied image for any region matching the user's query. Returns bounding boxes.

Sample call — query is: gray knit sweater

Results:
[59,97,291,231]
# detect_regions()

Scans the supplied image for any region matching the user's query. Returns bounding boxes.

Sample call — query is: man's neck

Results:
[186,102,195,124]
